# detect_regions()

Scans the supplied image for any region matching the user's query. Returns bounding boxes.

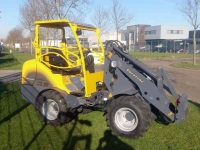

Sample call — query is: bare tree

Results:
[19,0,93,29]
[19,0,44,30]
[5,26,24,46]
[109,0,134,40]
[19,0,93,50]
[50,0,92,20]
[19,0,46,53]
[91,5,110,36]
[178,0,200,65]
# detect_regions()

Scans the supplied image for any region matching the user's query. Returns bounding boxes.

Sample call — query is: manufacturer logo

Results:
[127,69,143,82]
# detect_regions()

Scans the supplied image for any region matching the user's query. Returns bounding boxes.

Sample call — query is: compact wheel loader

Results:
[21,19,188,139]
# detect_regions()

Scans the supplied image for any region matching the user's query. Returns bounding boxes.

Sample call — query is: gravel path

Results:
[142,58,200,103]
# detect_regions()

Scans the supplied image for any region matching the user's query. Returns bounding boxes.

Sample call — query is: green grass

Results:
[171,61,200,70]
[0,49,199,70]
[0,82,200,150]
[131,52,200,60]
[0,51,34,70]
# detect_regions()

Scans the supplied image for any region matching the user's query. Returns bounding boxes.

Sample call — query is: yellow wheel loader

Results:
[21,19,188,139]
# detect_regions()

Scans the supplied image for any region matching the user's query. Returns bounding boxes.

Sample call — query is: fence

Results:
[128,40,200,53]
[9,39,200,55]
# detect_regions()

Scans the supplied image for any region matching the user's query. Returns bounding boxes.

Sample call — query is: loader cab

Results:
[31,19,105,97]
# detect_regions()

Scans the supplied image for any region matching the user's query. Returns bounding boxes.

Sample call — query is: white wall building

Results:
[145,25,189,40]
[86,31,126,45]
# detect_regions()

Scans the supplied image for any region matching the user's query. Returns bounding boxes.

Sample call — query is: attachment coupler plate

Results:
[175,93,188,124]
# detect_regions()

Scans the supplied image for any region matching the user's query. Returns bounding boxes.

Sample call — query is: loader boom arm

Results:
[103,40,188,123]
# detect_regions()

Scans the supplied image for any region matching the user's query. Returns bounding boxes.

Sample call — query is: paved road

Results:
[0,70,21,84]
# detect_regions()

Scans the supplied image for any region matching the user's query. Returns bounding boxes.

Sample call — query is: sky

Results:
[0,0,193,39]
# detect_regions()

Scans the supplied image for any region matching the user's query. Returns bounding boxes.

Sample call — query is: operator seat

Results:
[84,54,95,73]
[48,49,68,67]
[46,48,95,74]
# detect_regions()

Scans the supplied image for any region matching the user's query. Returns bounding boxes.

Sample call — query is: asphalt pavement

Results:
[0,70,21,84]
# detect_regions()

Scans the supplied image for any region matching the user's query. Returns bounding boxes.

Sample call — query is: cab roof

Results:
[34,19,96,30]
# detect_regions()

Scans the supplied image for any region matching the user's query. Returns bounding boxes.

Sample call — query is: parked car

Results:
[0,44,4,53]
[91,42,99,49]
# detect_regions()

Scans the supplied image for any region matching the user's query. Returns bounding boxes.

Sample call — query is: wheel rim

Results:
[42,99,59,120]
[114,107,138,132]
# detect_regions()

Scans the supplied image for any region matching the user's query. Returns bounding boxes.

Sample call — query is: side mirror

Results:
[76,29,82,36]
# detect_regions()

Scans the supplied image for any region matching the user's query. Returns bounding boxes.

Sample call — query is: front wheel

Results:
[36,90,75,126]
[106,95,152,139]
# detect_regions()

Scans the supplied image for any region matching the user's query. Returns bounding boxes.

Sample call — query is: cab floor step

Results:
[70,91,85,96]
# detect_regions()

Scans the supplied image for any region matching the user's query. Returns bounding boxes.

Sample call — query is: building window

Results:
[167,30,183,34]
[151,30,156,34]
[178,30,183,34]
[167,30,172,34]
[145,30,156,35]
[131,31,134,40]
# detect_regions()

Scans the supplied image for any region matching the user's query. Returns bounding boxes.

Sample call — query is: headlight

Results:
[111,61,117,68]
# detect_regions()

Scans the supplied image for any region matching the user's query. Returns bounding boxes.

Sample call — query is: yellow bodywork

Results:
[22,19,106,97]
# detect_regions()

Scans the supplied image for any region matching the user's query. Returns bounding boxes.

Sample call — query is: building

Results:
[188,30,200,52]
[188,30,200,39]
[118,24,151,50]
[127,24,151,46]
[40,37,89,47]
[145,25,189,40]
[144,25,189,52]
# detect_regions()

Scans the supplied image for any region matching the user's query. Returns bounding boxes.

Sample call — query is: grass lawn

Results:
[131,51,200,60]
[0,82,200,150]
[0,51,34,70]
[1,48,200,70]
[171,61,200,70]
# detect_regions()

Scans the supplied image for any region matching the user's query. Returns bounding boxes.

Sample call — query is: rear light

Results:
[175,95,180,105]
[175,99,179,105]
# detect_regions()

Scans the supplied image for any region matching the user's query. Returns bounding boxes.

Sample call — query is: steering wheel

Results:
[105,40,129,54]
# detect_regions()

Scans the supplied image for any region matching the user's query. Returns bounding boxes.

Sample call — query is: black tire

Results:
[36,90,74,126]
[106,95,152,139]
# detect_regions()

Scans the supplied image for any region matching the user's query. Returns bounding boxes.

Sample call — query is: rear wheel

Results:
[106,95,152,139]
[36,90,74,126]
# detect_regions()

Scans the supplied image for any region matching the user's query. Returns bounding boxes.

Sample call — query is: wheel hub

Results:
[42,99,59,120]
[125,112,134,121]
[114,107,138,132]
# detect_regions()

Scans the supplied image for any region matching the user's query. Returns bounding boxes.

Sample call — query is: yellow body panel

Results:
[22,60,71,94]
[85,71,104,96]
[23,19,106,98]
[22,59,104,96]
[21,59,37,84]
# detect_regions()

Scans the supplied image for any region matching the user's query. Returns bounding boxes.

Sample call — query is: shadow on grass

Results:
[62,115,92,150]
[96,130,134,150]
[62,115,134,150]
[0,83,9,96]
[0,81,31,149]
[188,100,200,110]
[0,81,30,125]
[0,53,20,68]
[0,76,134,150]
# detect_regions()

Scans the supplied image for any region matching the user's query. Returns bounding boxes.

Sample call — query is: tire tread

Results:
[106,95,152,139]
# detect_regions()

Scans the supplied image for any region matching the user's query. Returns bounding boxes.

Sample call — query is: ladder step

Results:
[70,91,85,96]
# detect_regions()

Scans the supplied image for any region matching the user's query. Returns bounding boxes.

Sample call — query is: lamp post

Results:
[187,43,190,53]
[30,28,34,54]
